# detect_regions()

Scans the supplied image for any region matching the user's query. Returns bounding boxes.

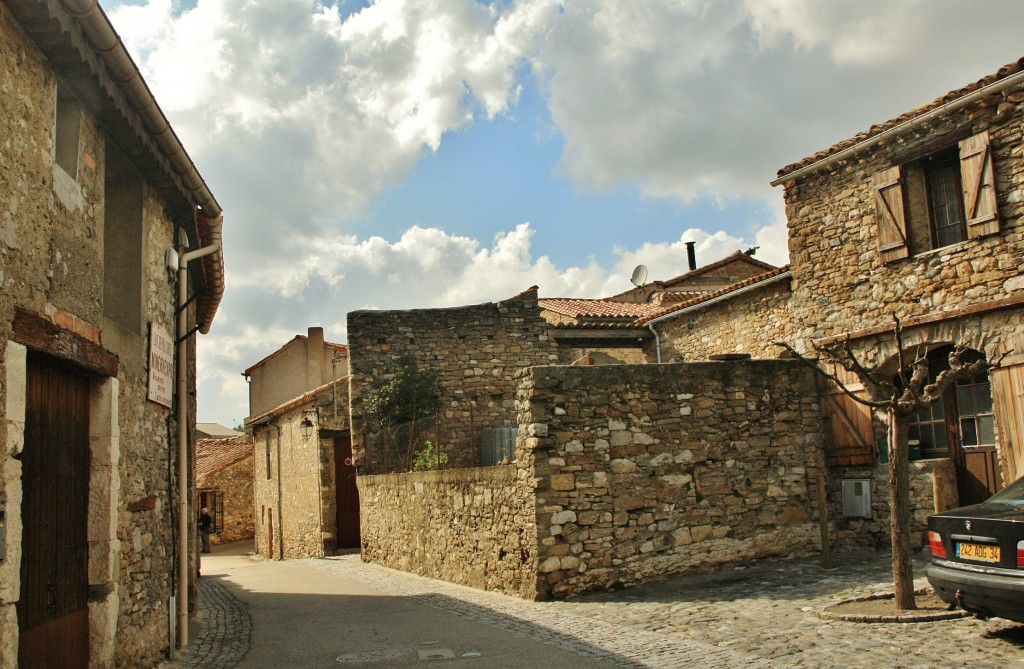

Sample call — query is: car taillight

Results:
[1018,541,1024,568]
[929,531,947,558]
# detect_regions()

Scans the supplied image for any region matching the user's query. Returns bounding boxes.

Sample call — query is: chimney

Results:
[685,241,697,271]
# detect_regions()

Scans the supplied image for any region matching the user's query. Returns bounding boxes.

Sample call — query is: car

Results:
[927,476,1024,623]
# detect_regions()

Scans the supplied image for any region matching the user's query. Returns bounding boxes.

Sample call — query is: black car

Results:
[927,476,1024,622]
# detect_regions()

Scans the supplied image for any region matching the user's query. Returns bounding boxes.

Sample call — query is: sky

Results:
[102,0,1024,429]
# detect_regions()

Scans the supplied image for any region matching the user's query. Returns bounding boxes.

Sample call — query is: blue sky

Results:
[103,0,1024,428]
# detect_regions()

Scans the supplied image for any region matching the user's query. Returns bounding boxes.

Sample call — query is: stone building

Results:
[773,56,1024,517]
[539,250,779,365]
[0,1,226,667]
[243,326,348,419]
[249,376,356,559]
[196,435,254,545]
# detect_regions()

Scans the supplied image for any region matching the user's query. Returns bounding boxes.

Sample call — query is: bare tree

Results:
[776,314,998,609]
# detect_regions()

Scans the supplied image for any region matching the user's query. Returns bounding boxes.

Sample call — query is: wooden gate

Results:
[334,435,361,549]
[992,363,1024,486]
[18,354,90,669]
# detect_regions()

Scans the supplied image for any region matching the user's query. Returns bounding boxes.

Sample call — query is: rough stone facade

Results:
[347,287,558,473]
[358,466,538,598]
[647,276,794,362]
[252,377,351,559]
[778,60,1024,508]
[520,361,824,598]
[0,3,217,666]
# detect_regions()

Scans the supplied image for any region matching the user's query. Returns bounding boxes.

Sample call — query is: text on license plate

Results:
[957,542,1000,562]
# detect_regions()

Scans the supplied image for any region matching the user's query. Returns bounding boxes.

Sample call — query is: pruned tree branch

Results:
[773,340,888,409]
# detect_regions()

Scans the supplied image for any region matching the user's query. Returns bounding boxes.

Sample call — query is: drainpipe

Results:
[648,323,663,364]
[176,216,222,650]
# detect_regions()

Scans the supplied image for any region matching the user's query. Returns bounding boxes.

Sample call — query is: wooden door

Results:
[952,372,1002,505]
[18,354,90,669]
[334,435,360,549]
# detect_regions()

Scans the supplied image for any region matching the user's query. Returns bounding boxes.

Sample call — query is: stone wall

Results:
[828,459,958,550]
[782,74,1024,353]
[358,465,538,598]
[348,287,558,473]
[649,277,794,362]
[0,5,200,667]
[518,360,825,599]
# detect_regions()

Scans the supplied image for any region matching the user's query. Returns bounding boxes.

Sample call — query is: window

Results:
[905,347,995,460]
[54,85,81,177]
[265,431,272,479]
[873,131,999,263]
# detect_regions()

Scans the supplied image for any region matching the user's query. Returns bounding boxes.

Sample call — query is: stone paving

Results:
[168,547,1024,668]
[159,577,250,669]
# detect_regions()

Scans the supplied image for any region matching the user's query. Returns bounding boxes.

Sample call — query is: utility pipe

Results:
[176,216,222,650]
[771,68,1024,187]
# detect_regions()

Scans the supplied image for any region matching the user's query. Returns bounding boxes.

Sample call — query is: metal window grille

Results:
[479,426,518,466]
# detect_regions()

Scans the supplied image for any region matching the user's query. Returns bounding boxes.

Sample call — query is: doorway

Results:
[334,434,360,549]
[18,353,91,669]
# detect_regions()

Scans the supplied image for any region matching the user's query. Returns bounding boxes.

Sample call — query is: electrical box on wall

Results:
[841,479,873,518]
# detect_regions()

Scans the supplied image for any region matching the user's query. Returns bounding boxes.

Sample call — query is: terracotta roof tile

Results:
[197,435,253,479]
[246,375,349,426]
[777,57,1024,178]
[539,298,665,319]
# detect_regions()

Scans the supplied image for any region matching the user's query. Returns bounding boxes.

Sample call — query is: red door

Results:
[334,435,360,549]
[18,354,90,668]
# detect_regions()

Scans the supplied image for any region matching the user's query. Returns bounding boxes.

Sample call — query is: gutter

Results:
[644,271,792,362]
[771,68,1024,187]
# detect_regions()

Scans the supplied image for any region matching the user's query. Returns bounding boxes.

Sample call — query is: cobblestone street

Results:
[170,544,1024,668]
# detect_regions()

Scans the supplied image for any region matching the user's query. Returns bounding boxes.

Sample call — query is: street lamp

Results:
[299,409,317,441]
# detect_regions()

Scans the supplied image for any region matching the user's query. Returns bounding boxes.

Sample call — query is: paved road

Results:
[165,542,1024,668]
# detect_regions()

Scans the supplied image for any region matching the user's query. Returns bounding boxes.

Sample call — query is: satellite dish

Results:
[630,264,648,287]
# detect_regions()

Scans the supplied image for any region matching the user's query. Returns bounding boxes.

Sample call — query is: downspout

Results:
[176,216,222,650]
[648,323,662,364]
[276,425,284,560]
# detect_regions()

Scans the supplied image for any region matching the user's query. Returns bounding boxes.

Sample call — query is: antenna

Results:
[630,264,648,288]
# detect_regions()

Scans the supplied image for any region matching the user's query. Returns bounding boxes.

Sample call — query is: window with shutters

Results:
[872,131,999,263]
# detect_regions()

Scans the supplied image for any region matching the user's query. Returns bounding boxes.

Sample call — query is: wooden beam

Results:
[12,308,119,377]
[813,293,1024,347]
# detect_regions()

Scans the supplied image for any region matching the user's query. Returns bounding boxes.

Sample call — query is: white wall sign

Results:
[148,323,174,408]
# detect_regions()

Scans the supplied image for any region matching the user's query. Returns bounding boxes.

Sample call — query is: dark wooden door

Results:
[18,354,90,669]
[334,435,360,548]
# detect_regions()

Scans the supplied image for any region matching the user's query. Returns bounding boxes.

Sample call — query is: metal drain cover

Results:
[337,648,412,663]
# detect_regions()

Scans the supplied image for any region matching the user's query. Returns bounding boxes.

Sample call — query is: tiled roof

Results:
[539,298,665,320]
[196,422,241,438]
[243,335,348,376]
[246,375,349,426]
[197,435,253,478]
[661,252,776,288]
[639,265,792,324]
[777,57,1024,178]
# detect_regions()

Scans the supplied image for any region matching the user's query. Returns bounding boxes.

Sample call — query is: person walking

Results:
[199,507,213,553]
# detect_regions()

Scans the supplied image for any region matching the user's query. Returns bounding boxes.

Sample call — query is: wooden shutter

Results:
[821,380,877,466]
[872,166,909,262]
[991,362,1024,485]
[959,130,1000,238]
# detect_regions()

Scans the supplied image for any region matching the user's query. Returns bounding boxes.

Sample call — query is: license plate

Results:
[957,542,1000,562]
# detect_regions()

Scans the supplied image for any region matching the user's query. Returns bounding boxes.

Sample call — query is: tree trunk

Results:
[887,409,917,609]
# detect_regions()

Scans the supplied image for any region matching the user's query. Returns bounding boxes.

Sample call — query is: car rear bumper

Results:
[927,561,1024,623]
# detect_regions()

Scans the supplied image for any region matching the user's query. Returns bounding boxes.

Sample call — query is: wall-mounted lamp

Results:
[299,408,318,441]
